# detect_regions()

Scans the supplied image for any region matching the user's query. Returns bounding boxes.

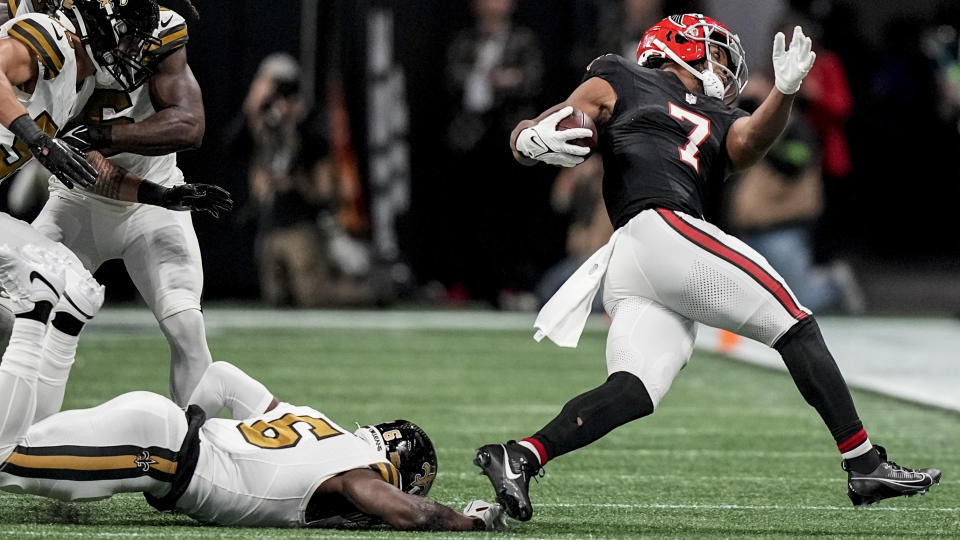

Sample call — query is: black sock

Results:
[51,312,85,337]
[845,448,881,473]
[774,316,876,466]
[15,301,53,324]
[532,371,654,462]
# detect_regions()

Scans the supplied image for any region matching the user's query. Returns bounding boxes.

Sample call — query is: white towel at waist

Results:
[534,228,622,347]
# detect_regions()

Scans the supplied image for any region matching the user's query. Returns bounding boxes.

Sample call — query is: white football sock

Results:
[34,325,79,422]
[0,318,46,452]
[159,309,213,406]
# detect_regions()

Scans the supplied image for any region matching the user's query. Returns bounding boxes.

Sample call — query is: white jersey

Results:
[0,12,87,183]
[175,402,400,527]
[75,7,190,187]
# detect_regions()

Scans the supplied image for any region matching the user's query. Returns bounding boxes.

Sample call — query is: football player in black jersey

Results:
[474,14,941,522]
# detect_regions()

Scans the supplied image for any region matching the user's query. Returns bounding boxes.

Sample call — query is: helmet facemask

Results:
[65,0,160,92]
[354,419,438,497]
[692,22,748,102]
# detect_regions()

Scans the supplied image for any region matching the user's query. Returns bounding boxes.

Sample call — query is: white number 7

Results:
[668,103,711,172]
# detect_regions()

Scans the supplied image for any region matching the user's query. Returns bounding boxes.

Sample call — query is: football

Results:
[556,108,598,151]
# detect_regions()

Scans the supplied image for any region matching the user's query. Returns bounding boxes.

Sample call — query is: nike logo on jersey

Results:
[160,14,175,28]
[29,271,59,297]
[502,446,522,480]
[52,25,64,41]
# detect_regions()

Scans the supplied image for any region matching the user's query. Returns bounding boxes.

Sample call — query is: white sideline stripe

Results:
[87,309,960,412]
[695,317,960,413]
[89,307,565,332]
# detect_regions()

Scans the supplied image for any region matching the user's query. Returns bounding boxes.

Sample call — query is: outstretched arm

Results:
[327,469,501,531]
[725,88,796,170]
[84,151,232,217]
[726,26,816,170]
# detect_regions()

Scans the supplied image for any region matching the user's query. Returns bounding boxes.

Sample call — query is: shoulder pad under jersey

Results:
[6,12,73,80]
[142,8,188,65]
[7,0,37,18]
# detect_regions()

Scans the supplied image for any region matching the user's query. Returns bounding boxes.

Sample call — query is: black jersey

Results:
[584,54,748,228]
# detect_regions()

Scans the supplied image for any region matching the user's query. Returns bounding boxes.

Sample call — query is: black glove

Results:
[60,124,112,152]
[8,114,98,189]
[138,181,234,218]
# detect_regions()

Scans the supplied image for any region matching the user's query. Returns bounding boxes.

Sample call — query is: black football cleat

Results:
[843,445,942,506]
[474,442,541,521]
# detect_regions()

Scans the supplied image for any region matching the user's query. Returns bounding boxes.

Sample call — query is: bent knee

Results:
[607,371,655,418]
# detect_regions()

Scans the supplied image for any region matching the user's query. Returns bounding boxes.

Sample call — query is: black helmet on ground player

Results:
[354,419,438,496]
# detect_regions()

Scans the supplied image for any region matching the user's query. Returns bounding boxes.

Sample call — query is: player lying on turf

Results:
[0,245,505,531]
[474,13,941,521]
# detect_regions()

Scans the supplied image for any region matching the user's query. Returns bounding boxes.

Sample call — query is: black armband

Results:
[137,180,171,207]
[8,114,46,147]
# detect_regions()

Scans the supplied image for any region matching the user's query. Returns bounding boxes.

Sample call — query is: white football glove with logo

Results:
[515,106,593,167]
[463,500,507,531]
[772,26,817,95]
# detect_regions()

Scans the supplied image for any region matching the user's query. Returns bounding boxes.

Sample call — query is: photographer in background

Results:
[234,53,373,307]
[725,73,863,314]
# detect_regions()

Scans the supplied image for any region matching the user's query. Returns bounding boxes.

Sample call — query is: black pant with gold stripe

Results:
[0,391,188,501]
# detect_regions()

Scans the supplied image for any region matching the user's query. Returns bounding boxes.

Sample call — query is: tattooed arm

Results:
[84,151,142,201]
[84,151,233,218]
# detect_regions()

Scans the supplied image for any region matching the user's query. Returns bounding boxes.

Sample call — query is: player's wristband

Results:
[137,180,171,207]
[85,125,113,150]
[8,114,45,147]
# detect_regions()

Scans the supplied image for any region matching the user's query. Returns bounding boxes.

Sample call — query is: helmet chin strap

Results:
[652,38,725,100]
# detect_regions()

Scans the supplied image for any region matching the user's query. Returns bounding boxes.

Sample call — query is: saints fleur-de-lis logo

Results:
[411,462,436,492]
[135,450,157,472]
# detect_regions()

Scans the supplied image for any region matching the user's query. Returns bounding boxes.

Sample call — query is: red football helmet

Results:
[636,14,748,103]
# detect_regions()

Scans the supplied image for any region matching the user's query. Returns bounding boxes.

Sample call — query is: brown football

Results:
[556,108,598,151]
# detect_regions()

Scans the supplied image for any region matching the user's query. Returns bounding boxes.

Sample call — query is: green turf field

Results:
[1,322,956,538]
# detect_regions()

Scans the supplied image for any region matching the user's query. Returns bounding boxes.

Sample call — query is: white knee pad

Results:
[604,296,696,407]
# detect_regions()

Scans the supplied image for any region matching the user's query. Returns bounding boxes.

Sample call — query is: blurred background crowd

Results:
[2,0,959,315]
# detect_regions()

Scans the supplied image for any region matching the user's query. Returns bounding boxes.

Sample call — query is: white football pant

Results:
[602,209,810,406]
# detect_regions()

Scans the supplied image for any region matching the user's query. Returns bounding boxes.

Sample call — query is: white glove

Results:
[515,106,593,167]
[463,500,507,531]
[772,26,817,95]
